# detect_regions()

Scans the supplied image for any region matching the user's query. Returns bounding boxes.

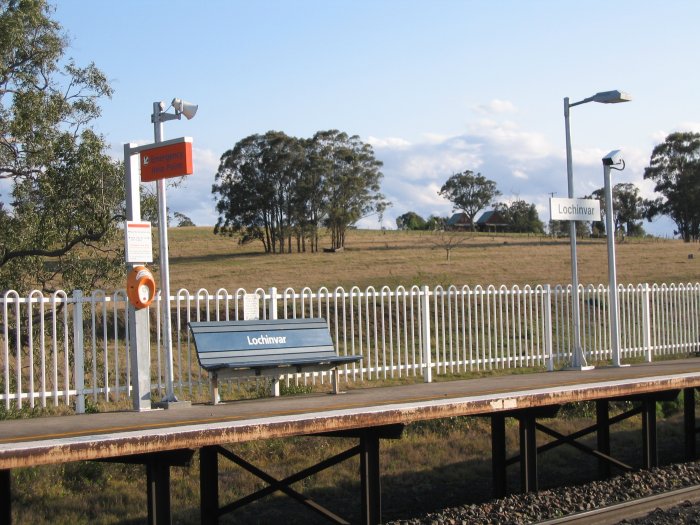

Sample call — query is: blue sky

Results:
[53,0,700,236]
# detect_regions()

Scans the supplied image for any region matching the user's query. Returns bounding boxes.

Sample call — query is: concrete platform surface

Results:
[2,358,700,469]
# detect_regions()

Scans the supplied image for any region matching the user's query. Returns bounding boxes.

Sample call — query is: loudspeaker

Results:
[172,98,198,120]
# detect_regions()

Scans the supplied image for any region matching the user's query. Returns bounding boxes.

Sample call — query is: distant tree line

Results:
[420,134,700,243]
[397,170,544,234]
[212,130,388,253]
[395,212,445,231]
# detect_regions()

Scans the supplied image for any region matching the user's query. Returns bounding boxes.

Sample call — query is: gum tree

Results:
[0,0,123,292]
[644,132,700,242]
[439,171,500,231]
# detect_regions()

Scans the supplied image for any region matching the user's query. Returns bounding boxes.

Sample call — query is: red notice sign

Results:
[140,141,193,182]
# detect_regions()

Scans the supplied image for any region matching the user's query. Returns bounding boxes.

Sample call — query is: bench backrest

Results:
[188,318,336,370]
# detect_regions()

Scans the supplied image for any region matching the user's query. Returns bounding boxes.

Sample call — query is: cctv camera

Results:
[602,150,623,166]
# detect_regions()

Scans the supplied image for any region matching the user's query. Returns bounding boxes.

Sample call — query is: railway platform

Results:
[2,358,700,524]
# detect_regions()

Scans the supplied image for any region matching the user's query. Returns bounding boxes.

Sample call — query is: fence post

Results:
[269,287,278,320]
[642,283,652,363]
[422,285,432,383]
[544,284,554,372]
[72,290,85,414]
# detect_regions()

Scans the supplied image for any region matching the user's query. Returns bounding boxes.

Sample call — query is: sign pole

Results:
[124,143,152,411]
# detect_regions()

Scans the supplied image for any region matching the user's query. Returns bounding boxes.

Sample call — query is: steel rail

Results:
[536,484,700,525]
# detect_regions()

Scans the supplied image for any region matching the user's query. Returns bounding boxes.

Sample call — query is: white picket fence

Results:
[2,282,699,412]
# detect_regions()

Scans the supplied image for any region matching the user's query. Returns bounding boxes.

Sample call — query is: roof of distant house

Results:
[476,210,507,225]
[446,212,468,226]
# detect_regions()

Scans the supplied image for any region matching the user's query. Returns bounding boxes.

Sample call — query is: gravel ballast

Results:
[385,461,700,524]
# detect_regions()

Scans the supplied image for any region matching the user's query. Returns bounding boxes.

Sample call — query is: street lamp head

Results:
[172,98,198,120]
[590,90,632,104]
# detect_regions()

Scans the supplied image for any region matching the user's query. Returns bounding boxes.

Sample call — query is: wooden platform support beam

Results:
[641,397,658,469]
[360,429,382,525]
[684,387,697,461]
[491,414,507,498]
[146,456,171,525]
[1,469,10,525]
[597,399,611,479]
[518,413,538,493]
[200,446,219,524]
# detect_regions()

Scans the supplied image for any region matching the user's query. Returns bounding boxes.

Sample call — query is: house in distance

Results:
[446,210,508,232]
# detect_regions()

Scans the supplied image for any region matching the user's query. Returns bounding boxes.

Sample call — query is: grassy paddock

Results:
[165,227,699,292]
[9,227,700,524]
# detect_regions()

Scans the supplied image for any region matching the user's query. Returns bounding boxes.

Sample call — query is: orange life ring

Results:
[126,265,156,309]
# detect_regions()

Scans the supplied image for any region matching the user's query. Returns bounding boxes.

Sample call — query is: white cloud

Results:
[677,122,700,133]
[166,147,220,226]
[474,99,518,115]
[467,119,554,161]
[367,136,411,149]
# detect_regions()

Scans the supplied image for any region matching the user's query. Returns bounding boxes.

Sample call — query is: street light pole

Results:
[563,97,588,369]
[563,90,630,370]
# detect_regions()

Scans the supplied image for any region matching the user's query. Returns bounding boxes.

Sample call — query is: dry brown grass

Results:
[164,227,699,293]
[9,228,700,524]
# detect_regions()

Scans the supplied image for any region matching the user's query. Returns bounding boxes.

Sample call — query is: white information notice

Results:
[243,294,260,320]
[125,221,153,263]
[550,198,601,221]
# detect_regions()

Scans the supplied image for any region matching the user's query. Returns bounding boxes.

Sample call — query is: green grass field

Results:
[8,228,700,524]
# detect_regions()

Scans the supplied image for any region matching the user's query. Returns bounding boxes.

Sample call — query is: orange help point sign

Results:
[140,140,193,182]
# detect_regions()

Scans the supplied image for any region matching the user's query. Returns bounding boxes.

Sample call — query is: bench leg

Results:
[272,376,281,397]
[332,368,340,394]
[211,373,219,405]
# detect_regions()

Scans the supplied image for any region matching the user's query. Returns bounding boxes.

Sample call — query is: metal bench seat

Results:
[188,318,362,403]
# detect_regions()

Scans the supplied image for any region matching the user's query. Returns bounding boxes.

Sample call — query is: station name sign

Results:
[550,197,601,221]
[137,137,193,182]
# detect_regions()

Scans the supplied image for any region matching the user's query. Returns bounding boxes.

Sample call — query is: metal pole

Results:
[152,102,177,403]
[564,98,589,369]
[604,163,622,366]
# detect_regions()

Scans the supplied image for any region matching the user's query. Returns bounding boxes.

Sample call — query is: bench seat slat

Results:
[199,349,345,368]
[189,319,328,333]
[198,345,337,359]
[204,354,362,372]
[200,352,360,368]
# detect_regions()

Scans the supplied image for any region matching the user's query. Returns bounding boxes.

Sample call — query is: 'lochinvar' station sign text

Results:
[550,197,601,221]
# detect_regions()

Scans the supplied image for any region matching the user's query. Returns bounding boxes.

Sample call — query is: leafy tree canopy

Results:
[494,199,543,234]
[0,0,124,293]
[396,211,427,230]
[644,132,700,242]
[213,130,388,252]
[174,212,195,227]
[439,171,500,231]
[588,182,646,238]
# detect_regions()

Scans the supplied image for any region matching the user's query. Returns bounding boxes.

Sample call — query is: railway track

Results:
[536,484,700,525]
